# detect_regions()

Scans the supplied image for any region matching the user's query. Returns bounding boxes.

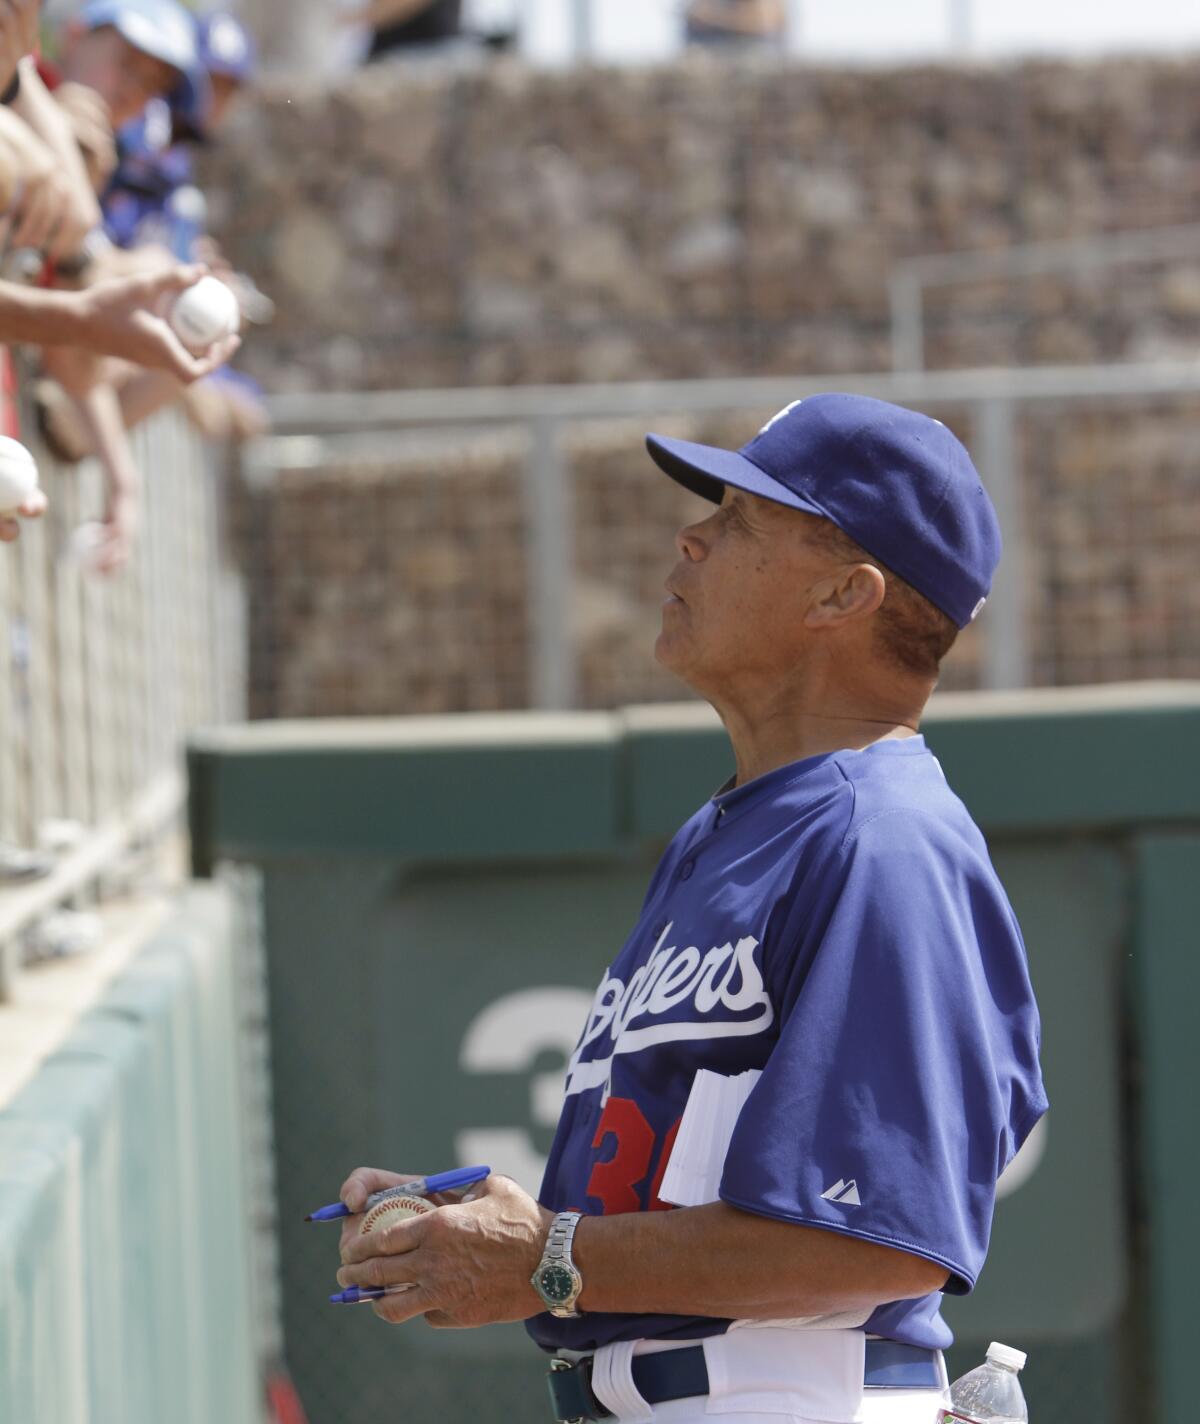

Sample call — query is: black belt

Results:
[547,1339,941,1422]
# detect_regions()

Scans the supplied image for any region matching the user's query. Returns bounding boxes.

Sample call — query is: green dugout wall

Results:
[0,887,260,1424]
[188,682,1200,1424]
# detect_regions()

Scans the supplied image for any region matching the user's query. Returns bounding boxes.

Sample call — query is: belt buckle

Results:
[550,1357,586,1424]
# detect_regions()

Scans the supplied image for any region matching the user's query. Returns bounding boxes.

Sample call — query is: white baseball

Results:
[359,1192,435,1237]
[169,276,241,353]
[0,436,39,513]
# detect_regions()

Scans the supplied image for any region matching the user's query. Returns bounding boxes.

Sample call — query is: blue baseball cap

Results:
[196,12,257,82]
[646,393,1002,629]
[79,0,198,74]
[170,13,255,139]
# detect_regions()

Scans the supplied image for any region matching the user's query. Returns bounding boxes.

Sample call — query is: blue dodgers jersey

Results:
[527,736,1048,1355]
[103,102,197,254]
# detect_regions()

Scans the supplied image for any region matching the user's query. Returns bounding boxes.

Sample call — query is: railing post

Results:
[784,0,804,53]
[948,0,973,53]
[889,269,925,371]
[522,418,577,711]
[975,398,1030,690]
[571,0,592,62]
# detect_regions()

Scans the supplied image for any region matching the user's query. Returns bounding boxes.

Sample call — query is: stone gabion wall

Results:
[210,53,1200,717]
[204,53,1200,396]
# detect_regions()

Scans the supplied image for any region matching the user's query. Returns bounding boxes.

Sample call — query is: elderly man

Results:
[336,395,1048,1424]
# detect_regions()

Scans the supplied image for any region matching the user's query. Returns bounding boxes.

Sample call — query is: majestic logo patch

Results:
[564,923,774,1096]
[821,1178,862,1207]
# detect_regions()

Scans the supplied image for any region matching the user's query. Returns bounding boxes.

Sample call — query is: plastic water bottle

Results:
[937,1342,1028,1424]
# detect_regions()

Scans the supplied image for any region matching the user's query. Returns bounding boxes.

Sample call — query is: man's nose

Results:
[676,520,708,561]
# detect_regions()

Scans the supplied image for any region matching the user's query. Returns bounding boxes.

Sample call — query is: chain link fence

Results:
[0,409,244,997]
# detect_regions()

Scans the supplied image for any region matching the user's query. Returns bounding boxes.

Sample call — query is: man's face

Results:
[207,72,244,131]
[66,27,180,127]
[656,487,840,697]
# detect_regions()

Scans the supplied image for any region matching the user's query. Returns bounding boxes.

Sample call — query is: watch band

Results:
[535,1210,584,1318]
[546,1210,581,1264]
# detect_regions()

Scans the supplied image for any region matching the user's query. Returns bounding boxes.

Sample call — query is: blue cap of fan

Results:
[646,393,1002,629]
[79,0,198,74]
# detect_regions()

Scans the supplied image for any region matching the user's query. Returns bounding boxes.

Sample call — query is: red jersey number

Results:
[587,1096,681,1215]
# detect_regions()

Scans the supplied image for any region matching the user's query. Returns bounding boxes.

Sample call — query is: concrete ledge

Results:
[190,684,1200,866]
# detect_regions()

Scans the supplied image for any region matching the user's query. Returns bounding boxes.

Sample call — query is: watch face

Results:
[537,1264,577,1304]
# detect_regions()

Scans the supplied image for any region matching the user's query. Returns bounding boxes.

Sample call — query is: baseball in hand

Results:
[168,276,241,353]
[0,437,40,514]
[359,1192,436,1237]
[357,1194,434,1293]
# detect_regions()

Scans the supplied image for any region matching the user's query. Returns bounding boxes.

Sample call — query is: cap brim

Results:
[645,433,825,516]
[111,15,195,73]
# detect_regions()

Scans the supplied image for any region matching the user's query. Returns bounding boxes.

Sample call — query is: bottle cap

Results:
[986,1342,1027,1372]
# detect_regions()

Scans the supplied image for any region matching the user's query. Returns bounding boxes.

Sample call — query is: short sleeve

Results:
[719,811,1047,1294]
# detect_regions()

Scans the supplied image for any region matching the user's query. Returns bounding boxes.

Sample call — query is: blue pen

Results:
[329,1285,414,1305]
[304,1164,491,1222]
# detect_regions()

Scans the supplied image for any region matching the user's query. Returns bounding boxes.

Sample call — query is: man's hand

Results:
[0,0,40,93]
[335,1167,424,1258]
[11,57,103,255]
[75,267,241,382]
[335,1166,495,1258]
[89,486,137,574]
[1,487,47,543]
[0,105,98,260]
[336,1173,553,1328]
[53,82,117,193]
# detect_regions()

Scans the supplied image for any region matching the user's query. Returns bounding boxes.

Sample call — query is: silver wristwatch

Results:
[530,1211,584,1318]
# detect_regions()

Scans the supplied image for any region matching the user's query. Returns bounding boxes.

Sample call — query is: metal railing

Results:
[0,410,243,998]
[889,222,1200,371]
[559,0,803,60]
[254,357,1200,714]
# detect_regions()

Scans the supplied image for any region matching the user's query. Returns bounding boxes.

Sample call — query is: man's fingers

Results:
[47,206,89,264]
[340,1173,374,1214]
[0,492,48,543]
[340,1214,426,1267]
[338,1167,422,1214]
[337,1242,426,1291]
[125,316,238,384]
[181,334,241,382]
[139,263,208,300]
[424,1310,468,1330]
[340,1167,395,1214]
[93,530,129,575]
[337,1216,364,1258]
[372,1284,437,1325]
[11,183,53,250]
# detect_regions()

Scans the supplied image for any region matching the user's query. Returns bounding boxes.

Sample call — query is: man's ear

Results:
[803,563,886,629]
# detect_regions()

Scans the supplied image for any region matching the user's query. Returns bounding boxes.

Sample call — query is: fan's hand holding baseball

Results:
[0,488,47,543]
[77,267,241,381]
[336,1173,553,1328]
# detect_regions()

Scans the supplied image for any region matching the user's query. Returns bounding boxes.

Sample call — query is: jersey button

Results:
[679,859,695,880]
